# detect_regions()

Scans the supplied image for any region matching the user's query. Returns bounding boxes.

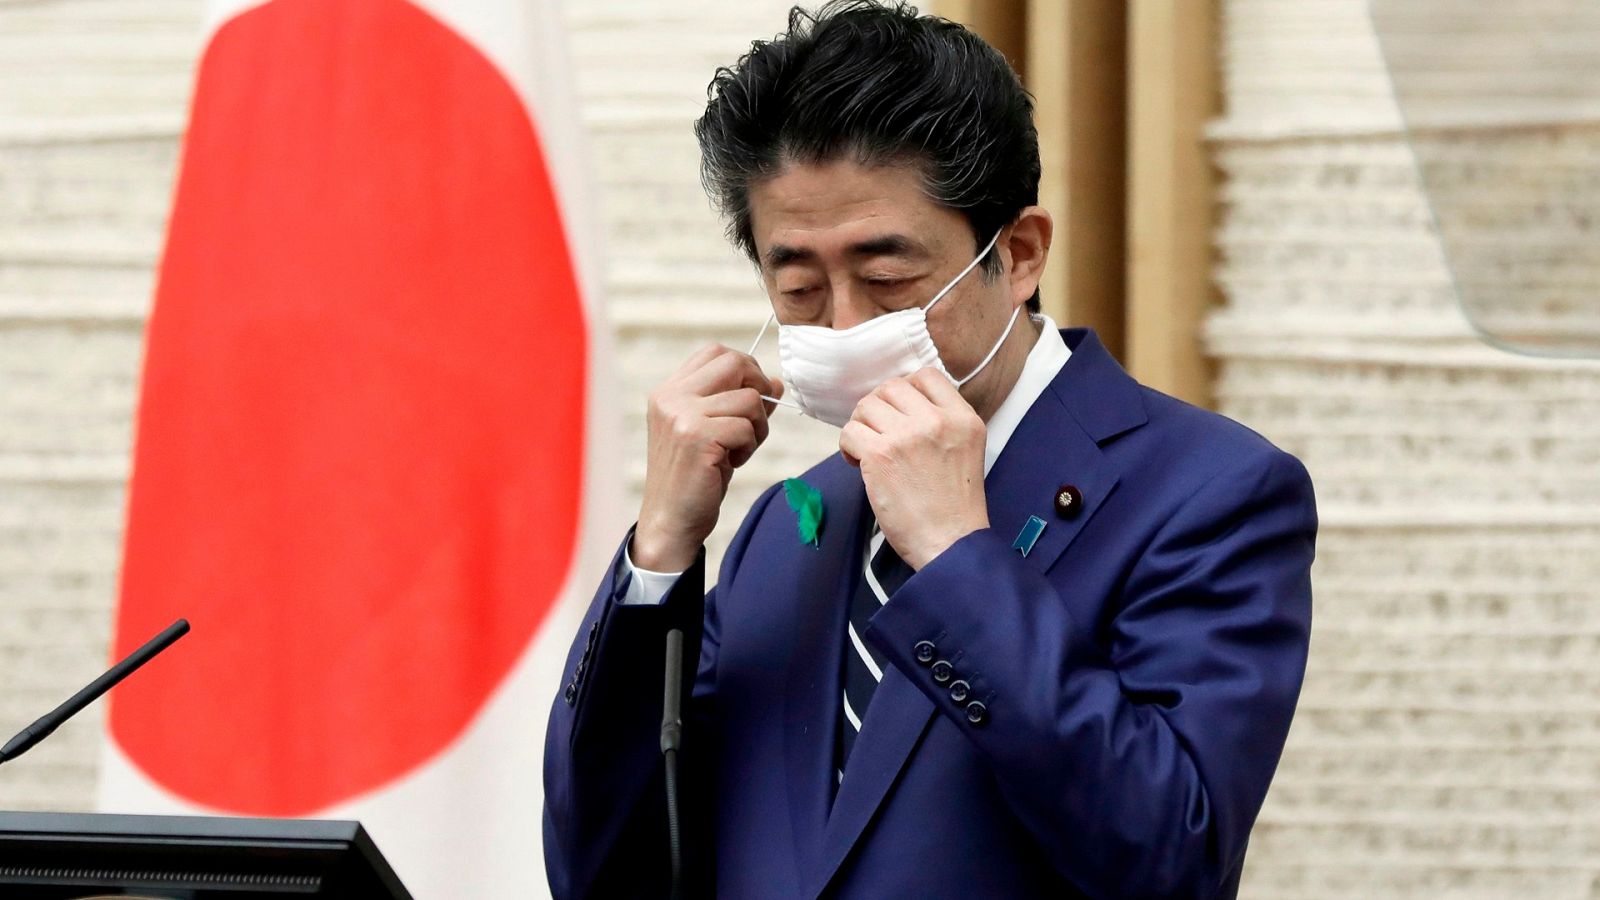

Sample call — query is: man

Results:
[543,2,1315,897]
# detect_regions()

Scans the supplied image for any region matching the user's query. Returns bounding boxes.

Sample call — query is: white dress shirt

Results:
[618,314,1072,605]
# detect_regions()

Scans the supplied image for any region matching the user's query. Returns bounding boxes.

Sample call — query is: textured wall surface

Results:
[0,0,198,811]
[1371,0,1600,353]
[1213,1,1600,897]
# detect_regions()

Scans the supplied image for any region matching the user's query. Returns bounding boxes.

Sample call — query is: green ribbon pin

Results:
[783,478,825,547]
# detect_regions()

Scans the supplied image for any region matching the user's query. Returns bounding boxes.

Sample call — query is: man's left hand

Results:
[840,368,990,570]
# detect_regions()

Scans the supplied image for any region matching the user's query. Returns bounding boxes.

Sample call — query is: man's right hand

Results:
[630,344,782,573]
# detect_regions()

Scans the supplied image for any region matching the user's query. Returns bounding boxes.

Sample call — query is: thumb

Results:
[761,375,786,416]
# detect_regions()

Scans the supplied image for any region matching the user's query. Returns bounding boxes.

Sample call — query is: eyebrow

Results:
[763,233,930,269]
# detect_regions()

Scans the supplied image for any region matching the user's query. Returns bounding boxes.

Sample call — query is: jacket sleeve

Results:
[542,482,783,898]
[864,448,1317,899]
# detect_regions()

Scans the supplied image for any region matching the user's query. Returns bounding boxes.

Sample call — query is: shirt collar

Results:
[983,313,1071,476]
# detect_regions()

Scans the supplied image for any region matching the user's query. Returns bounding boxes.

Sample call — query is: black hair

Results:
[694,0,1043,313]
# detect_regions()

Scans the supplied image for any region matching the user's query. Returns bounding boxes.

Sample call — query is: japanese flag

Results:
[101,0,619,896]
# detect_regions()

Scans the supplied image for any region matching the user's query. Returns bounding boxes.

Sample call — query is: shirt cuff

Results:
[617,541,687,605]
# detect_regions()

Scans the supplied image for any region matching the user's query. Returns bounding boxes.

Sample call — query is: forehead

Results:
[746,158,967,262]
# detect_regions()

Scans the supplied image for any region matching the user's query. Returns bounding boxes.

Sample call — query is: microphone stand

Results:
[0,619,190,766]
[660,628,685,900]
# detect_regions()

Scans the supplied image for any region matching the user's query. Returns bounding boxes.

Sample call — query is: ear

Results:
[1002,206,1052,307]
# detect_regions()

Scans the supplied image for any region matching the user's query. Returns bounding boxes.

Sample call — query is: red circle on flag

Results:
[111,0,587,815]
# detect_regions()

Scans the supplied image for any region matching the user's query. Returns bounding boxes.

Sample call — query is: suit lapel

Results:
[983,409,1108,574]
[987,328,1145,575]
[790,329,1146,897]
[809,665,935,898]
[782,457,870,885]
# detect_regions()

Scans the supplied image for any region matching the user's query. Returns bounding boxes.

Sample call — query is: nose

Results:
[827,281,878,330]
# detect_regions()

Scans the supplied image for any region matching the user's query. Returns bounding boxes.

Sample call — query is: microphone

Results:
[661,629,684,755]
[661,627,685,900]
[0,618,191,766]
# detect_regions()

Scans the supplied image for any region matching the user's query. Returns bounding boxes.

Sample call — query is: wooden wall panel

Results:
[1026,0,1126,358]
[921,1,1217,404]
[1126,0,1217,407]
[933,0,1028,75]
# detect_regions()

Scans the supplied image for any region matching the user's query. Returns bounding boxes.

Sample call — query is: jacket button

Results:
[913,641,937,665]
[949,679,970,703]
[931,660,953,684]
[965,700,987,725]
[564,683,577,705]
[1054,484,1083,519]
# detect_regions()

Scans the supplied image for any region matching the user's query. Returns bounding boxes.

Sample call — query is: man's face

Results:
[746,158,1018,384]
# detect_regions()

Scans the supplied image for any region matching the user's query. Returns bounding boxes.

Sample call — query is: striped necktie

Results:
[837,524,911,781]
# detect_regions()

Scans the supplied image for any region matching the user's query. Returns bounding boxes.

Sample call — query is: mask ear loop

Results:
[926,227,1013,387]
[748,313,802,410]
[747,314,774,356]
[923,228,1005,314]
[952,303,1023,388]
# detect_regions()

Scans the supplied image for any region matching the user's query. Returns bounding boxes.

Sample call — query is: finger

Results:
[706,415,760,468]
[909,366,969,409]
[850,394,904,433]
[676,347,741,395]
[718,351,776,397]
[700,387,769,446]
[733,353,776,395]
[763,376,785,415]
[672,342,729,380]
[680,348,767,397]
[838,419,880,469]
[876,376,937,417]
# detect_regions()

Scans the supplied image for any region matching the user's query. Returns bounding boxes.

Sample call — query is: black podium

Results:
[0,811,411,898]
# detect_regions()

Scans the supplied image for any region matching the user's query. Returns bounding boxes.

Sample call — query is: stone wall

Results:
[1213,2,1600,896]
[0,0,199,811]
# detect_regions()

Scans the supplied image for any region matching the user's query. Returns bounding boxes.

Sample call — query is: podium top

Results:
[0,810,412,898]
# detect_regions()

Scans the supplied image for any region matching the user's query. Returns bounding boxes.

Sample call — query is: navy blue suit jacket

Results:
[544,328,1316,898]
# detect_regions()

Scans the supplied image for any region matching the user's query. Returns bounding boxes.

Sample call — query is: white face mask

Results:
[750,229,1021,428]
